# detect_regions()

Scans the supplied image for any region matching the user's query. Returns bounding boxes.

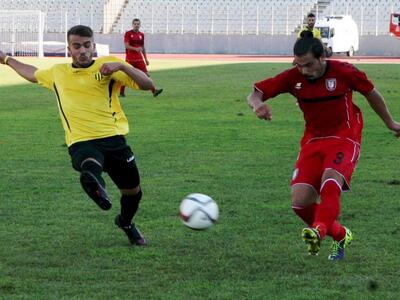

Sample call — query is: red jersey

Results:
[254,60,374,145]
[124,30,145,62]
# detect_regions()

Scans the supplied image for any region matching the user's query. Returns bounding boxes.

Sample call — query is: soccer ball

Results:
[179,193,219,230]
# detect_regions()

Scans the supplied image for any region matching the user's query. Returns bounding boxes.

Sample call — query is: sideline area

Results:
[110,53,400,65]
[144,53,400,64]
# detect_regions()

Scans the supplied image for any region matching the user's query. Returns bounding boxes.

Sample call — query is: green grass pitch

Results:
[0,57,399,299]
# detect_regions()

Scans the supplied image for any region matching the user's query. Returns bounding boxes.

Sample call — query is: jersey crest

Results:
[325,78,337,91]
[295,82,302,90]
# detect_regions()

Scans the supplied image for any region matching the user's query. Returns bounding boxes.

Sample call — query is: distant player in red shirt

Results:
[120,18,163,97]
[247,31,400,261]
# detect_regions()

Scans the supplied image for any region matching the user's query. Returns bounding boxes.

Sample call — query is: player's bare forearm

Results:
[120,64,154,90]
[132,46,143,52]
[100,62,154,90]
[142,47,149,65]
[365,89,399,131]
[247,91,264,110]
[124,43,143,52]
[0,53,37,83]
[247,90,272,121]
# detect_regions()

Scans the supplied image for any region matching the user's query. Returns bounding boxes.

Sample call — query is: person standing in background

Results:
[298,13,321,39]
[120,18,163,97]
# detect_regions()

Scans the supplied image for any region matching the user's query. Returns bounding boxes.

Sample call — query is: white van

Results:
[316,15,359,57]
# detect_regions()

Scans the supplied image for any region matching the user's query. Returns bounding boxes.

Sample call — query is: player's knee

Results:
[291,184,318,206]
[80,158,102,170]
[321,169,344,186]
[291,194,312,207]
[69,146,103,172]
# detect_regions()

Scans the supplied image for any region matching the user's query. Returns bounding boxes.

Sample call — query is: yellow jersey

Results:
[298,27,321,39]
[35,56,139,146]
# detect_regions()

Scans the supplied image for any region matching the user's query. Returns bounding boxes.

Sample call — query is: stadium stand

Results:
[1,0,400,56]
[0,0,106,33]
[1,0,399,35]
[323,0,400,35]
[115,0,317,35]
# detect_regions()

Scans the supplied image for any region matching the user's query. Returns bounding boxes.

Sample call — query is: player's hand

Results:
[255,105,272,121]
[0,50,6,64]
[100,62,122,76]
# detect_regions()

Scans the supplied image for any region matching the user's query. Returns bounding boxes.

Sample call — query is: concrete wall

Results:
[98,34,298,55]
[358,36,400,56]
[46,33,400,56]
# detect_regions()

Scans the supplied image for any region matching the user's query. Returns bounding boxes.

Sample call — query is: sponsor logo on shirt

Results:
[295,82,302,90]
[325,78,337,91]
[94,73,103,81]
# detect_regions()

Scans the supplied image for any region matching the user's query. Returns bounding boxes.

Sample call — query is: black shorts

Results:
[68,135,140,189]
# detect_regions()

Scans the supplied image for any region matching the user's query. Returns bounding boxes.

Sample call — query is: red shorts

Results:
[291,138,361,192]
[127,60,148,74]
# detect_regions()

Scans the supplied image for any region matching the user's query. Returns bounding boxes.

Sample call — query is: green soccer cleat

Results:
[328,227,353,261]
[302,227,321,256]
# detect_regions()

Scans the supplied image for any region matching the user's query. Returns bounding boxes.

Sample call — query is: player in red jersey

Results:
[247,31,400,261]
[120,18,163,97]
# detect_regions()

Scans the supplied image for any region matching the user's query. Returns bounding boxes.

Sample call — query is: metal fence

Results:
[114,1,400,36]
[1,1,400,36]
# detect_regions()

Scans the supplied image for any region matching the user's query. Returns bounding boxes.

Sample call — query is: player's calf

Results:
[80,171,112,210]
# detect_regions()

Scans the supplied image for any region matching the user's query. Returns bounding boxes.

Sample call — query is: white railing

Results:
[103,0,125,34]
[114,2,400,36]
[0,1,399,36]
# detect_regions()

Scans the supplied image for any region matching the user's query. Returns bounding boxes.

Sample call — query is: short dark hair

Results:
[132,18,140,23]
[307,13,316,18]
[67,25,93,41]
[294,30,324,58]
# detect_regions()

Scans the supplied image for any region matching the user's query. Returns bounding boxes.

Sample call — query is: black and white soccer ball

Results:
[179,193,219,230]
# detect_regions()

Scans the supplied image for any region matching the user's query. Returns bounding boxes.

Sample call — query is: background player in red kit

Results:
[247,31,400,261]
[120,18,163,97]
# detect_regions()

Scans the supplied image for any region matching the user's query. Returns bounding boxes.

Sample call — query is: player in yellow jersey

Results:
[295,13,330,60]
[0,25,158,246]
[298,13,321,40]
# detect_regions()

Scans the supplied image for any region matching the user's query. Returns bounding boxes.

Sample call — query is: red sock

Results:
[313,179,341,239]
[327,221,346,241]
[292,203,317,226]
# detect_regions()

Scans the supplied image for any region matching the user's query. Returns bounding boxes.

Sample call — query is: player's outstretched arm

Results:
[100,62,154,91]
[0,51,37,83]
[365,88,400,137]
[142,46,149,66]
[247,90,272,121]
